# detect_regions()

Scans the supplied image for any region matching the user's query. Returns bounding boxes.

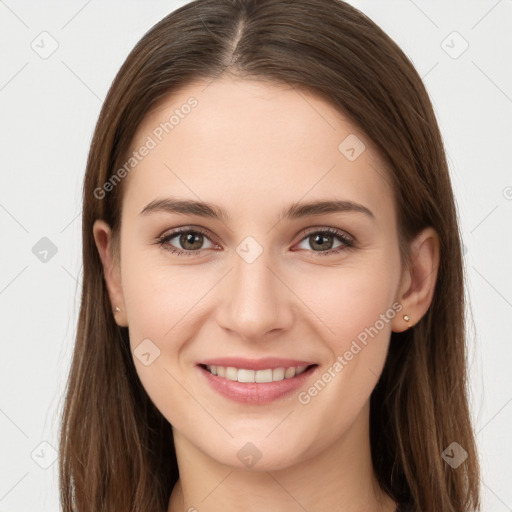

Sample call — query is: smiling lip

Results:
[197,357,318,404]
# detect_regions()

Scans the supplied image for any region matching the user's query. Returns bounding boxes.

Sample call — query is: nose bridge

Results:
[217,240,291,339]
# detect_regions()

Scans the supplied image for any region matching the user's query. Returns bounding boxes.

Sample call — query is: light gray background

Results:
[0,0,511,510]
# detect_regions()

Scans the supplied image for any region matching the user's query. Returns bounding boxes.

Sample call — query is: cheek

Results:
[119,241,202,345]
[120,258,202,430]
[118,245,222,424]
[290,256,401,431]
[294,258,399,350]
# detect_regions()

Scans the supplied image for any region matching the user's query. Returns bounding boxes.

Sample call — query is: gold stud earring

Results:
[403,314,410,322]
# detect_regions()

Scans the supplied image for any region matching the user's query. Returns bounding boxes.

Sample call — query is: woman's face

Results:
[105,77,408,470]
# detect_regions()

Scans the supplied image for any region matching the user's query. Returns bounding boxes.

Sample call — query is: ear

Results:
[93,219,128,327]
[392,227,440,333]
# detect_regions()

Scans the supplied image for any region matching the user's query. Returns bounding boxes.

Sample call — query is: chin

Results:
[207,434,315,473]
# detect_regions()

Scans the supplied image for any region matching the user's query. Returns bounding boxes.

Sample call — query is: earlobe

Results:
[392,227,440,333]
[92,219,128,327]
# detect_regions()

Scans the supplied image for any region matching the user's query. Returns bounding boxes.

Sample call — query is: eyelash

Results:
[155,226,356,258]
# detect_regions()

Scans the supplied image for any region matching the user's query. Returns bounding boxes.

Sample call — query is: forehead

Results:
[122,77,394,226]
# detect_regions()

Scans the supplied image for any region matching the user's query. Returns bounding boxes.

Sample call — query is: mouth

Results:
[196,360,319,404]
[199,363,317,382]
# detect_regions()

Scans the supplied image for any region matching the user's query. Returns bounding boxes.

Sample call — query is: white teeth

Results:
[295,365,307,375]
[284,367,296,379]
[225,367,238,381]
[272,367,285,381]
[255,369,273,383]
[238,369,255,383]
[205,364,310,382]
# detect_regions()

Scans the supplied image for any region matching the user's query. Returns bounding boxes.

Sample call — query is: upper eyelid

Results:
[159,226,217,244]
[296,226,353,241]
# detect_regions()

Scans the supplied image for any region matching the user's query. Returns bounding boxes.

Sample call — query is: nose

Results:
[215,247,294,342]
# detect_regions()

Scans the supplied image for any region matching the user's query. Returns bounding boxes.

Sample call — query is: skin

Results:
[94,76,439,512]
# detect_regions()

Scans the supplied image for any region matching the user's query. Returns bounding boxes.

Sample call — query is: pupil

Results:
[181,232,203,250]
[312,234,332,251]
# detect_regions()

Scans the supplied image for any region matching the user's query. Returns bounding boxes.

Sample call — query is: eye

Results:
[155,226,355,257]
[294,227,355,256]
[156,227,217,256]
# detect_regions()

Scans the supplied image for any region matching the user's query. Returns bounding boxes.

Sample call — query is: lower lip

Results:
[197,364,319,404]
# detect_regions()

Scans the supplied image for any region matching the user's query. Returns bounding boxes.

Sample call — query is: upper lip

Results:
[199,357,316,371]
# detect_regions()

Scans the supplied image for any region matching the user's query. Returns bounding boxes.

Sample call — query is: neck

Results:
[167,401,397,512]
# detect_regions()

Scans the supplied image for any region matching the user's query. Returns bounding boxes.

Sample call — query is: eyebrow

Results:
[139,197,375,222]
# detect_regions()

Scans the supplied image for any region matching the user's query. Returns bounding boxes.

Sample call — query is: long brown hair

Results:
[59,0,480,510]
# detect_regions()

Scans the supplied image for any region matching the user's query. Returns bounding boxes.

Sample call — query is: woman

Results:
[58,0,481,510]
